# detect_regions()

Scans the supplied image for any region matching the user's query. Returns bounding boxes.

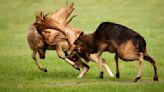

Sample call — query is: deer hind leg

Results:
[32,50,47,72]
[115,53,120,78]
[144,54,158,81]
[134,53,144,82]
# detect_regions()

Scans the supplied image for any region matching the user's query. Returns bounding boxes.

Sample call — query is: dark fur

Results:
[75,22,158,81]
[80,22,146,55]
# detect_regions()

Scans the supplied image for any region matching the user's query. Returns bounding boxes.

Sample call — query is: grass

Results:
[0,0,164,92]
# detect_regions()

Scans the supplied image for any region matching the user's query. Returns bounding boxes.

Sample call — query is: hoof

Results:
[154,76,158,81]
[76,67,80,71]
[40,55,45,59]
[41,68,48,72]
[116,73,120,78]
[44,68,48,72]
[99,72,104,79]
[134,77,141,82]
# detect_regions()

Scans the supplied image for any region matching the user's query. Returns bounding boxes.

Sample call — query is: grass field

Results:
[0,0,164,92]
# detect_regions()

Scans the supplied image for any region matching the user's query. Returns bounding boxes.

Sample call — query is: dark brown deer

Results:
[74,22,158,82]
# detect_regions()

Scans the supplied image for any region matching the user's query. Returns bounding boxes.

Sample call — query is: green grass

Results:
[0,0,164,92]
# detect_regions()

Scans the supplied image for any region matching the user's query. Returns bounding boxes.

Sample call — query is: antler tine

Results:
[65,0,68,5]
[65,15,77,26]
[50,2,75,24]
[36,11,44,20]
[71,3,74,7]
[35,11,42,17]
[64,2,74,17]
[43,13,49,19]
[35,10,44,22]
[40,11,44,19]
[68,2,74,9]
[64,2,73,9]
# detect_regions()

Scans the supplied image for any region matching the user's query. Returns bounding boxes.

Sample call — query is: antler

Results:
[34,3,82,56]
[35,11,44,23]
[51,3,75,25]
[65,15,77,26]
[34,2,76,36]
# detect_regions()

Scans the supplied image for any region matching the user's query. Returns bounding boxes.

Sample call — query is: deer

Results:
[27,3,90,78]
[74,22,158,82]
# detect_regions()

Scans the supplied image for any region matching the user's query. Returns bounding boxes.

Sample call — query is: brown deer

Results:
[27,3,90,78]
[74,22,158,82]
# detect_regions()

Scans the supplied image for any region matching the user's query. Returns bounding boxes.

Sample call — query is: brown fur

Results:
[27,24,89,78]
[34,4,85,57]
[41,28,89,78]
[75,22,158,82]
[118,40,139,61]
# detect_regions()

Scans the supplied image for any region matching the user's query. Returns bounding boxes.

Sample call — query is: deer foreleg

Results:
[101,58,114,77]
[32,50,47,72]
[56,44,79,70]
[115,53,120,78]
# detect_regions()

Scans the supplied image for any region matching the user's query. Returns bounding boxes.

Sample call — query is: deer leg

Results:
[101,58,114,77]
[64,58,80,71]
[98,58,104,79]
[89,53,103,78]
[134,53,144,82]
[38,49,45,59]
[32,50,47,72]
[144,55,158,81]
[77,61,90,78]
[77,64,89,78]
[69,55,89,78]
[89,54,104,79]
[56,45,80,70]
[115,53,120,78]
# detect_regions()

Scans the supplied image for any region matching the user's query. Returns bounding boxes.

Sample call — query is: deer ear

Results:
[74,32,84,45]
[79,32,84,38]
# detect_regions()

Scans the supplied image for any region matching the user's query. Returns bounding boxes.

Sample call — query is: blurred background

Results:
[0,0,163,91]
